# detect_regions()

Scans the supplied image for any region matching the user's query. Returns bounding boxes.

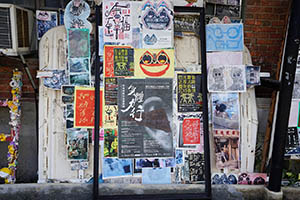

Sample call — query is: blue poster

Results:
[206,24,244,51]
[36,10,58,40]
[142,168,171,184]
[102,158,133,179]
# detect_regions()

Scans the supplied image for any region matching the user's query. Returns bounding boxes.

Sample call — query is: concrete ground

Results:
[0,183,298,200]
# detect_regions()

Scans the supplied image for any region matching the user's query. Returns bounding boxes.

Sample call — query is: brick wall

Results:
[0,57,38,101]
[244,0,290,96]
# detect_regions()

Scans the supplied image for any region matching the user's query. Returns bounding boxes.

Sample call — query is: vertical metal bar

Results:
[268,0,300,193]
[199,8,212,197]
[93,5,101,200]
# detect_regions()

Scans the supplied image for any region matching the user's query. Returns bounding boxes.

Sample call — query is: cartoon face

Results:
[139,50,170,77]
[231,68,243,81]
[212,68,224,82]
[142,2,171,30]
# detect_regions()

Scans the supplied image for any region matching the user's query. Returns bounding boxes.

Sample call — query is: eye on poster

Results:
[103,1,132,43]
[206,24,244,52]
[36,10,58,40]
[134,49,174,78]
[74,87,103,128]
[177,73,202,112]
[118,78,173,158]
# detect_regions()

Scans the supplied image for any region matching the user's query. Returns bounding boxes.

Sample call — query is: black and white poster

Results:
[118,78,173,158]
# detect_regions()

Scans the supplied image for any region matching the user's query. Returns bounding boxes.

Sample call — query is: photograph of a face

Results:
[69,58,90,73]
[67,129,88,160]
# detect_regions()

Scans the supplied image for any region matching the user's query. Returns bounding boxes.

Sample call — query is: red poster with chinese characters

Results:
[74,87,103,128]
[104,45,131,77]
[182,118,201,145]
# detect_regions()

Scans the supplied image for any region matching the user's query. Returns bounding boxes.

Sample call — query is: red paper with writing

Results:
[182,118,201,145]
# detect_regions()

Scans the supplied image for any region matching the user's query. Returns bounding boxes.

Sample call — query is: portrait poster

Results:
[43,70,68,90]
[102,158,133,179]
[214,136,240,170]
[134,49,175,78]
[67,129,88,160]
[211,93,240,131]
[103,105,118,128]
[118,78,173,158]
[142,168,171,184]
[68,28,90,58]
[104,77,118,105]
[104,45,131,77]
[238,173,267,185]
[104,128,118,157]
[177,73,202,112]
[182,118,201,145]
[36,10,58,40]
[113,48,134,77]
[208,65,246,93]
[206,24,244,52]
[140,0,173,48]
[74,87,103,128]
[103,1,132,43]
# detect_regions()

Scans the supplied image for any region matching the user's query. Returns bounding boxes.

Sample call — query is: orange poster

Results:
[74,87,103,128]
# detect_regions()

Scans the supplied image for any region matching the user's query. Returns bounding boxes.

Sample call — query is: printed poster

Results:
[67,129,88,160]
[43,70,68,90]
[103,105,118,128]
[135,158,175,168]
[285,127,300,155]
[173,0,203,7]
[142,168,171,184]
[104,45,131,77]
[114,48,134,76]
[104,128,118,157]
[140,0,173,48]
[103,1,132,43]
[206,24,244,52]
[68,28,90,58]
[102,158,133,179]
[208,65,246,93]
[134,49,175,78]
[118,78,173,158]
[238,173,267,185]
[177,73,202,112]
[207,52,243,67]
[289,100,300,127]
[36,10,58,40]
[104,78,118,105]
[188,152,205,182]
[182,118,201,145]
[246,66,261,86]
[74,87,103,128]
[212,173,238,184]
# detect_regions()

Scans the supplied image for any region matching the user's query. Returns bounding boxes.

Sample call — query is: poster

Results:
[104,78,118,105]
[211,93,240,131]
[177,73,202,112]
[102,158,133,179]
[285,127,300,155]
[214,137,240,170]
[292,72,300,99]
[207,52,243,67]
[104,128,118,157]
[36,10,58,40]
[182,118,201,145]
[67,129,88,160]
[142,168,171,184]
[174,15,200,35]
[135,158,175,168]
[212,173,238,184]
[246,66,261,86]
[289,100,300,127]
[103,1,132,43]
[118,78,173,158]
[216,5,241,18]
[188,152,205,182]
[74,87,103,128]
[134,49,175,78]
[206,24,244,52]
[43,70,68,90]
[208,65,246,93]
[103,105,118,128]
[68,29,90,58]
[140,0,173,48]
[173,0,203,7]
[69,58,89,73]
[114,48,135,76]
[175,149,184,165]
[62,86,75,104]
[238,173,267,185]
[104,45,131,77]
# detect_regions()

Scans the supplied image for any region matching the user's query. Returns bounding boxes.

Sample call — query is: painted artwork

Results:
[212,173,238,184]
[142,168,171,184]
[140,0,173,48]
[67,129,88,160]
[102,158,133,179]
[188,152,205,182]
[36,10,58,40]
[104,78,118,105]
[207,52,243,67]
[68,29,90,58]
[69,58,89,73]
[208,65,246,93]
[103,105,118,128]
[206,24,244,52]
[177,73,202,112]
[103,1,132,43]
[211,93,240,131]
[238,173,267,185]
[135,158,175,168]
[214,137,240,170]
[173,0,203,7]
[134,49,175,78]
[74,87,103,128]
[64,0,92,31]
[246,66,261,86]
[113,48,134,76]
[43,70,68,90]
[182,118,201,145]
[104,45,131,77]
[104,128,118,157]
[118,78,173,158]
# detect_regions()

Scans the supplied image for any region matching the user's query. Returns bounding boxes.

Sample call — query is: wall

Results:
[244,0,290,97]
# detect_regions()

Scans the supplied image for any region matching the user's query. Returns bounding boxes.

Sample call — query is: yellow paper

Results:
[134,49,174,78]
